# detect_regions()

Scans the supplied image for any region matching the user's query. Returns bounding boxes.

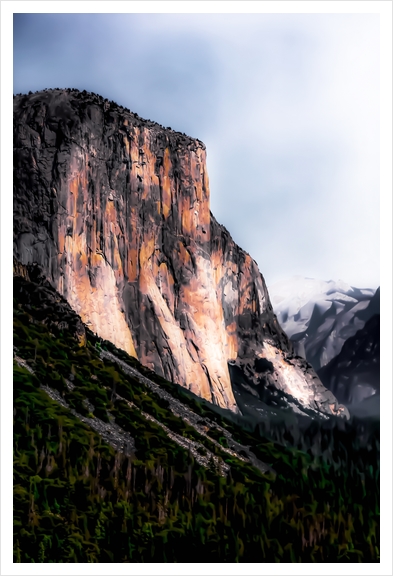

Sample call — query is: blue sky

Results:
[13,13,380,288]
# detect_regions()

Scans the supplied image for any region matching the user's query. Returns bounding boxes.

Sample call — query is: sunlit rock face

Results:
[13,89,347,417]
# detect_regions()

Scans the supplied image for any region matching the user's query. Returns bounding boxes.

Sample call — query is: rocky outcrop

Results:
[13,89,347,417]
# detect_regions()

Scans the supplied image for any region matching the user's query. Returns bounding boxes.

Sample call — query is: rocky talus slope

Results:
[12,267,271,477]
[13,89,347,417]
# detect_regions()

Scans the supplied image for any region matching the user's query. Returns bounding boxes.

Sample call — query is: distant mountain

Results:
[318,314,380,414]
[268,276,379,371]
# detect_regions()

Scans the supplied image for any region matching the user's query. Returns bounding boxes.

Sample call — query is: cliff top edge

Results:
[13,88,206,150]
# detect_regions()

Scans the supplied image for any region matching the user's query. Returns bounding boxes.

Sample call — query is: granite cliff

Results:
[13,89,347,418]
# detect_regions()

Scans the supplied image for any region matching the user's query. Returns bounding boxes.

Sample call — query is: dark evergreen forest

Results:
[13,274,380,563]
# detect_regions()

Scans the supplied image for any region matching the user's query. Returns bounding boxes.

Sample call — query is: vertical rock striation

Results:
[13,89,347,417]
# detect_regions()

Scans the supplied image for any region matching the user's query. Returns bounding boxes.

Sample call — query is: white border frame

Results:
[1,2,392,575]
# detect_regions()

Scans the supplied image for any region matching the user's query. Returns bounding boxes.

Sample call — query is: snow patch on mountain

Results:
[268,276,378,371]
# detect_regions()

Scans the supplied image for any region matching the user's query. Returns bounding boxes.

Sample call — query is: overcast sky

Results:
[13,13,380,289]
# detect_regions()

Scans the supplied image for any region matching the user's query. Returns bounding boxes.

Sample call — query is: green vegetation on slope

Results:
[13,274,380,562]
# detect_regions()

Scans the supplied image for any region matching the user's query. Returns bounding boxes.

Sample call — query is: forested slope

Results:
[13,269,380,562]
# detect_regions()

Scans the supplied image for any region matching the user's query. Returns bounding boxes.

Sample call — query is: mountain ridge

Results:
[269,276,379,371]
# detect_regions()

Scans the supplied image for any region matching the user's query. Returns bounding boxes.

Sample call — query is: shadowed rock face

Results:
[13,89,347,417]
[318,314,380,406]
